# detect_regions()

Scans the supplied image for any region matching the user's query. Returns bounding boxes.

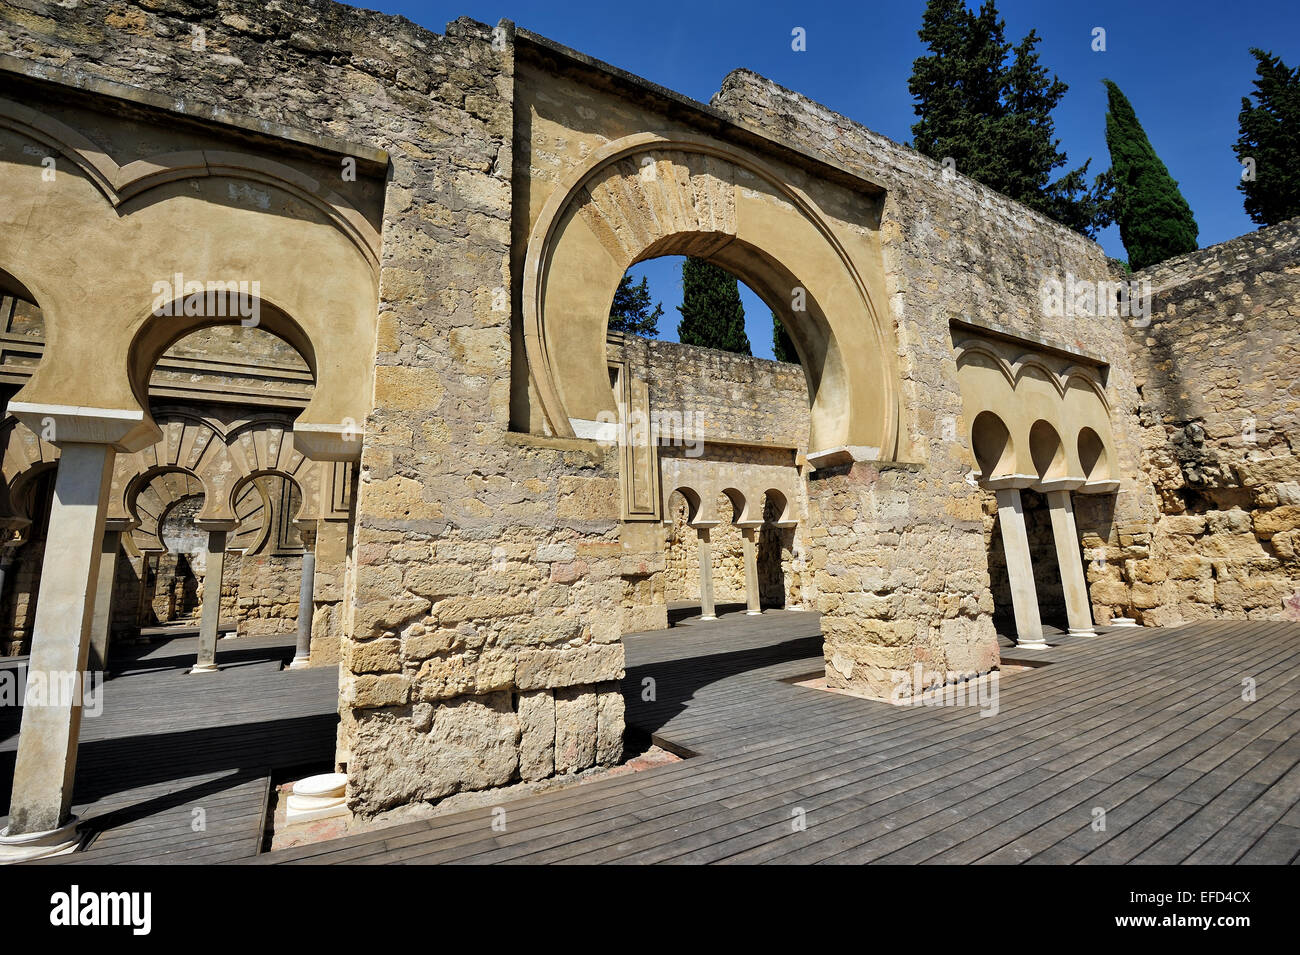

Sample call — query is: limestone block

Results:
[345,673,410,709]
[596,683,625,766]
[515,643,626,690]
[554,686,598,774]
[517,689,556,782]
[346,637,402,674]
[413,649,515,702]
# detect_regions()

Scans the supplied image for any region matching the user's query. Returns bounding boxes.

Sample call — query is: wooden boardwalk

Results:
[253,612,1300,864]
[1,633,338,864]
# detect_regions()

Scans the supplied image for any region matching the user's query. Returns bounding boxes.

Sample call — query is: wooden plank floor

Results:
[252,612,1300,865]
[1,632,339,864]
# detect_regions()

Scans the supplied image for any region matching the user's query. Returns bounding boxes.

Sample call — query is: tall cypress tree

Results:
[677,258,751,355]
[1235,48,1300,226]
[908,0,1108,236]
[608,274,663,336]
[1103,79,1199,271]
[772,312,798,363]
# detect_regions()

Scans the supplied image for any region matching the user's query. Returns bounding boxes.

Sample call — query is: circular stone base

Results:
[0,817,81,863]
[285,773,348,825]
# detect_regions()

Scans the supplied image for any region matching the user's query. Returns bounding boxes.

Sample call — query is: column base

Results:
[786,605,806,612]
[188,662,219,674]
[745,609,763,616]
[1110,617,1141,628]
[698,614,717,622]
[287,655,311,670]
[0,816,81,863]
[1015,637,1051,650]
[1068,627,1099,636]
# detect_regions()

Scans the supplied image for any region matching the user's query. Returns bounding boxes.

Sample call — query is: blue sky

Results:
[375,0,1299,358]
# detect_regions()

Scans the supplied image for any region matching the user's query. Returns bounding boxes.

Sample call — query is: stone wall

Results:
[235,552,301,635]
[1120,218,1300,624]
[711,70,1156,694]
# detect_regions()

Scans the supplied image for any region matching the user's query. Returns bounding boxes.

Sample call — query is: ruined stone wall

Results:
[712,71,1156,692]
[613,335,809,449]
[1120,218,1300,624]
[234,551,300,635]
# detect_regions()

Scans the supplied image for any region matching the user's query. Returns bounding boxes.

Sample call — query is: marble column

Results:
[740,523,763,615]
[994,487,1047,649]
[191,525,232,674]
[694,522,718,621]
[87,528,122,672]
[2,442,115,843]
[288,524,317,670]
[1046,489,1097,636]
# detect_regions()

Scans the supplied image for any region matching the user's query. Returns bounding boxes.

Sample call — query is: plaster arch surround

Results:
[519,132,902,460]
[0,110,379,461]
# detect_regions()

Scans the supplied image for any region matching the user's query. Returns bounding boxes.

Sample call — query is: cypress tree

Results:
[608,274,663,337]
[908,0,1108,237]
[676,258,751,355]
[1235,48,1300,226]
[772,312,798,363]
[1103,79,1199,271]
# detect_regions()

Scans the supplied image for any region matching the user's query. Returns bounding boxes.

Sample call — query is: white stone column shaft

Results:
[192,529,227,673]
[995,487,1047,649]
[289,527,317,669]
[742,527,762,615]
[5,442,115,835]
[87,529,121,672]
[1046,489,1096,636]
[696,528,716,621]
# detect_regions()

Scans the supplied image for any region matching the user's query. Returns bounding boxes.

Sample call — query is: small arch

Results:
[1029,420,1067,481]
[762,488,793,525]
[665,485,703,524]
[720,487,748,524]
[971,411,1014,479]
[1078,427,1110,481]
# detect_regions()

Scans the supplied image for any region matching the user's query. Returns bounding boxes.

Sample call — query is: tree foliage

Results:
[1103,79,1199,271]
[608,274,664,337]
[908,0,1109,236]
[772,312,798,363]
[676,258,751,355]
[1235,48,1300,226]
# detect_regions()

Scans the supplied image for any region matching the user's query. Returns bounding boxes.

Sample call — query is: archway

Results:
[518,136,899,459]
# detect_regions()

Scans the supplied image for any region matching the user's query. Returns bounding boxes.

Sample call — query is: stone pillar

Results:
[1046,489,1096,636]
[994,487,1047,649]
[2,441,115,845]
[288,524,317,670]
[191,525,232,674]
[740,523,762,615]
[87,528,123,672]
[694,522,718,621]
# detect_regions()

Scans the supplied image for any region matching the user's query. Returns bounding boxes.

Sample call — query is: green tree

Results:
[772,312,798,363]
[608,274,663,336]
[1103,79,1199,271]
[1235,48,1300,226]
[908,0,1109,237]
[676,258,751,355]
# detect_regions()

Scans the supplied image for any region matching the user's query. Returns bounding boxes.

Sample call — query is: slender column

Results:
[1046,489,1097,636]
[87,529,122,672]
[740,524,762,615]
[191,527,230,674]
[3,442,115,840]
[288,525,317,670]
[994,487,1047,649]
[694,523,717,621]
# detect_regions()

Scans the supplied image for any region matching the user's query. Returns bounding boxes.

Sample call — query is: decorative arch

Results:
[521,132,899,457]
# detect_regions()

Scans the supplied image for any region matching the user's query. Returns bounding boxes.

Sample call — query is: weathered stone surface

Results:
[517,689,556,782]
[554,685,598,775]
[514,643,625,691]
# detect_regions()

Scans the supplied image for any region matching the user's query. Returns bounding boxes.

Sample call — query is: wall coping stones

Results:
[0,54,390,172]
[950,317,1109,370]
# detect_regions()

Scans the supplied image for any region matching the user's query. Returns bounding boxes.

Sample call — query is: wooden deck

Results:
[4,613,1298,864]
[250,612,1300,864]
[1,632,338,864]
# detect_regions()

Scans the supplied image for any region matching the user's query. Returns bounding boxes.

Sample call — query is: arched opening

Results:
[663,486,705,625]
[1078,427,1109,481]
[971,411,1014,479]
[518,138,899,458]
[1029,420,1067,481]
[758,489,795,609]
